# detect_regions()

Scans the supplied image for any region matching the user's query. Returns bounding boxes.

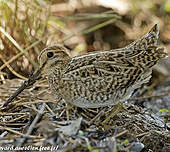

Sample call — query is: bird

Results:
[3,24,168,109]
[37,24,167,108]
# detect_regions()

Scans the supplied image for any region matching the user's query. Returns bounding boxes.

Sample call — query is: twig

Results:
[0,126,40,139]
[115,130,128,138]
[0,123,26,126]
[45,104,55,115]
[17,103,45,146]
[16,100,57,106]
[8,115,27,123]
[89,108,106,124]
[0,112,28,116]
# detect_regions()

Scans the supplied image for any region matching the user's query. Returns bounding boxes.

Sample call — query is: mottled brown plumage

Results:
[37,24,167,108]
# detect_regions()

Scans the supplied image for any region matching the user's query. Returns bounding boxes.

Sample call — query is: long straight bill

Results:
[3,67,42,107]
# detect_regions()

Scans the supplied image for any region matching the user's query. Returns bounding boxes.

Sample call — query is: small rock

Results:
[166,123,170,130]
[129,142,144,152]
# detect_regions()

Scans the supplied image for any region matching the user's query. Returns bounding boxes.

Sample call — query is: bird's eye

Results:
[47,52,54,58]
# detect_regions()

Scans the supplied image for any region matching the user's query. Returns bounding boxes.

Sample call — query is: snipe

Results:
[3,24,168,108]
[38,24,167,108]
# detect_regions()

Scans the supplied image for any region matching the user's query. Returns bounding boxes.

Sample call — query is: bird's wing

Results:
[63,52,143,93]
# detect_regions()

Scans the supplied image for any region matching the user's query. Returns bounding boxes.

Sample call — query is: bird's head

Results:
[38,45,71,74]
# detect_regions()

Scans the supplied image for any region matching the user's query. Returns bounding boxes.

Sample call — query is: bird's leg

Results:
[102,103,123,125]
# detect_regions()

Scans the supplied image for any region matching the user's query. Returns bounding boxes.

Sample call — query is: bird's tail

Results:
[127,23,160,50]
[124,24,168,69]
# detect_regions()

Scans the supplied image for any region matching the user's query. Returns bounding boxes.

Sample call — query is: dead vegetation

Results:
[0,0,170,151]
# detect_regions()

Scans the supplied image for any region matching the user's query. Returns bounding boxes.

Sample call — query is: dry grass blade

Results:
[82,17,120,35]
[0,27,38,67]
[0,54,27,80]
[0,35,48,71]
[60,12,119,21]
